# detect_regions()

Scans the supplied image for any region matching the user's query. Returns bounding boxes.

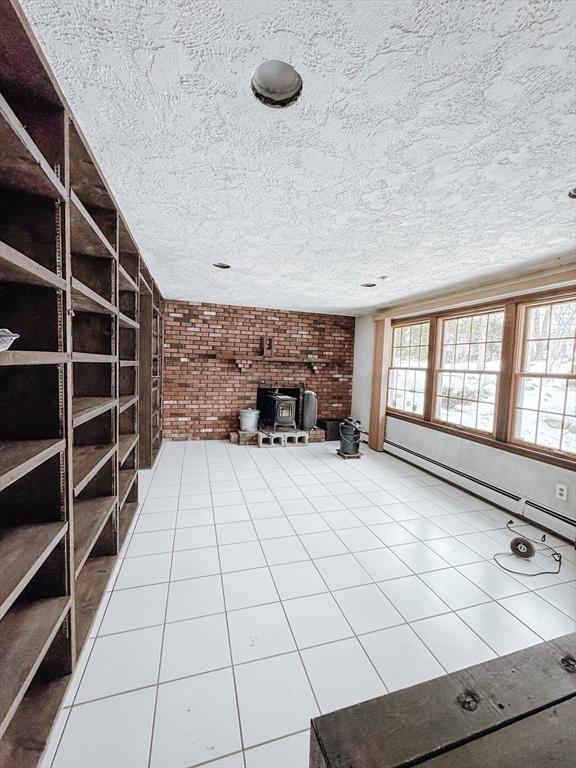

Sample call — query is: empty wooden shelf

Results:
[0,95,66,201]
[0,523,68,620]
[119,468,137,507]
[0,596,70,739]
[0,440,65,492]
[0,351,69,367]
[118,434,138,465]
[71,397,116,428]
[69,192,117,260]
[0,2,163,759]
[72,444,116,496]
[0,242,66,291]
[73,496,116,577]
[119,395,137,413]
[71,278,116,316]
[119,265,138,292]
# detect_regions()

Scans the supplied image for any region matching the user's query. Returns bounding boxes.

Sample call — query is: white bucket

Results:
[239,408,259,432]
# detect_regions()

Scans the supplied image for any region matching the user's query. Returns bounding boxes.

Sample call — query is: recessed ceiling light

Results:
[251,60,302,108]
[213,263,231,269]
[568,187,576,199]
[361,282,377,288]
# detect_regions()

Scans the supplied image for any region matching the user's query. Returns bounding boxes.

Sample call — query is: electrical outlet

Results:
[555,483,568,502]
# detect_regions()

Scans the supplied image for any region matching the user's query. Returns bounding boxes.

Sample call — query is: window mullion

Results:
[495,302,518,442]
[423,317,437,422]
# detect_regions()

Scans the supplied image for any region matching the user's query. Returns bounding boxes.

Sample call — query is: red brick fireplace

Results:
[162,300,355,440]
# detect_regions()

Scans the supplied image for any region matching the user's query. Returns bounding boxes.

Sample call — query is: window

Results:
[513,299,576,454]
[387,321,430,415]
[434,310,504,433]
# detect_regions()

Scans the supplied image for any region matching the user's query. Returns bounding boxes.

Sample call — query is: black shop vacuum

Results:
[337,418,369,458]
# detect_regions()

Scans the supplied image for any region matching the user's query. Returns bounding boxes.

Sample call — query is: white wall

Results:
[385,416,575,540]
[351,315,374,432]
[350,315,575,540]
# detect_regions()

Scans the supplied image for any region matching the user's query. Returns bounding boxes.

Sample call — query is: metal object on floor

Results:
[338,418,368,457]
[493,520,562,576]
[301,389,318,431]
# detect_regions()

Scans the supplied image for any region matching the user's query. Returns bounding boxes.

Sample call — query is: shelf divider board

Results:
[0,241,67,291]
[73,497,116,578]
[0,523,68,621]
[0,597,71,740]
[71,278,117,316]
[0,440,66,492]
[72,444,116,496]
[71,397,116,428]
[0,94,66,201]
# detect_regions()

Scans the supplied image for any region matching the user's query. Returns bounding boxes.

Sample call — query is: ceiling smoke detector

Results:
[251,60,302,107]
[213,263,231,269]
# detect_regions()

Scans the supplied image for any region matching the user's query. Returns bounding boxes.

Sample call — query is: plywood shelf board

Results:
[71,397,116,428]
[0,523,68,620]
[118,468,137,507]
[118,434,138,465]
[0,95,66,201]
[0,440,65,492]
[0,351,69,367]
[73,496,116,577]
[72,444,115,496]
[119,501,138,545]
[71,352,116,364]
[74,556,115,653]
[119,395,137,413]
[0,241,66,291]
[119,313,138,329]
[119,265,138,292]
[70,278,116,316]
[69,191,117,261]
[0,596,71,739]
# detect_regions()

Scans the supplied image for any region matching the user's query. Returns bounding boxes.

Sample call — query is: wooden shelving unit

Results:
[0,2,164,764]
[139,264,163,468]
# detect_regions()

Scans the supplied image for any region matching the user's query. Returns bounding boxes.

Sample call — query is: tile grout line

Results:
[209,443,248,768]
[145,443,183,768]
[227,443,401,705]
[224,441,326,728]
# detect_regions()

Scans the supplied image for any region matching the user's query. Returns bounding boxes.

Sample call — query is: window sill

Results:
[386,411,575,470]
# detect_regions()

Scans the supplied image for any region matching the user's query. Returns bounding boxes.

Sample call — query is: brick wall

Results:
[162,300,355,440]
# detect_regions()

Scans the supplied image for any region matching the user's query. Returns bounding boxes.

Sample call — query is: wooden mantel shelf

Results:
[207,355,343,373]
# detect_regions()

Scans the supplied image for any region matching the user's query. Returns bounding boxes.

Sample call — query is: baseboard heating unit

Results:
[384,438,575,543]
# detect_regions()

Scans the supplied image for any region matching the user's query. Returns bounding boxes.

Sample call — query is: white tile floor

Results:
[42,440,576,768]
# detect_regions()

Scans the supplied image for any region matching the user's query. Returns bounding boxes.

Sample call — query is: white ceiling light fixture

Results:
[251,60,302,107]
[361,282,377,288]
[213,262,231,269]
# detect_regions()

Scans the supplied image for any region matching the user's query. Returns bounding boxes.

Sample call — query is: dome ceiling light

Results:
[251,60,302,108]
[361,282,377,288]
[213,263,231,269]
[568,187,576,199]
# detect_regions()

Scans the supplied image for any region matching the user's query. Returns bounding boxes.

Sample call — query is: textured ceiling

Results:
[20,0,576,314]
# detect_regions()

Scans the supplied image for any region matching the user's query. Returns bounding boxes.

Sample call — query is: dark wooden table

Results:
[310,632,576,767]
